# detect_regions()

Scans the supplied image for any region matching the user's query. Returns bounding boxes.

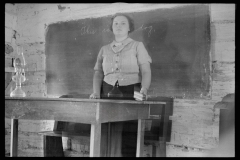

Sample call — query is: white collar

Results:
[111,37,133,48]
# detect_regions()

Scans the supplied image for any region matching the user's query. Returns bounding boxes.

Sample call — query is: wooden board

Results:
[5,97,162,123]
[45,4,211,99]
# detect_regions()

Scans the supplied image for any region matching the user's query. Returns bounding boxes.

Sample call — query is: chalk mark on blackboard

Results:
[78,24,153,37]
[135,24,153,37]
[102,28,111,33]
[80,25,97,35]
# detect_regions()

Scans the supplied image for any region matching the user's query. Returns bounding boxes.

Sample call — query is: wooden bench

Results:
[38,121,92,157]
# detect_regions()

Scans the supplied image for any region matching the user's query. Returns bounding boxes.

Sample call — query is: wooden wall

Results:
[5,3,235,157]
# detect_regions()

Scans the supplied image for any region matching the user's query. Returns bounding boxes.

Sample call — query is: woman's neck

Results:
[115,35,128,42]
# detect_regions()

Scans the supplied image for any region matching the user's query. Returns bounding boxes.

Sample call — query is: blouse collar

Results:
[110,37,133,48]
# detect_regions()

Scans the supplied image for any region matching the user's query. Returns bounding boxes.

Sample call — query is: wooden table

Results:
[5,96,168,157]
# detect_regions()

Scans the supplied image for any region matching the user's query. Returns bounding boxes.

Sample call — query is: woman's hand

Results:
[140,87,148,96]
[89,93,100,99]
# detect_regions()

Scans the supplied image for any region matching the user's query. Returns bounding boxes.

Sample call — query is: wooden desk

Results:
[5,97,167,157]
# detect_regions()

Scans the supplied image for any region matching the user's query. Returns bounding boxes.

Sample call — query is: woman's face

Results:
[112,16,130,36]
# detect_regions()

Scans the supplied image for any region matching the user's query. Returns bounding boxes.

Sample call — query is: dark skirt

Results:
[100,81,140,157]
[100,80,141,100]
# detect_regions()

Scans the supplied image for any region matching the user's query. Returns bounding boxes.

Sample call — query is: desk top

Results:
[5,96,167,105]
[5,96,171,123]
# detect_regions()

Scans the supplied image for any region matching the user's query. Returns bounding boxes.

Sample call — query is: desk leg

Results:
[10,119,18,157]
[156,115,169,157]
[90,123,101,157]
[136,119,145,157]
[157,138,166,157]
[107,123,111,156]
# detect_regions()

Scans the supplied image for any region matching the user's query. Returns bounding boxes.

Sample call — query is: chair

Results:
[144,97,173,157]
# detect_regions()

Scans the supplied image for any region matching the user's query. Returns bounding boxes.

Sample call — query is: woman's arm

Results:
[136,42,152,95]
[90,70,104,99]
[139,63,151,95]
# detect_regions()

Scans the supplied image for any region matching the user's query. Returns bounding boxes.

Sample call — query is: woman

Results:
[90,13,152,157]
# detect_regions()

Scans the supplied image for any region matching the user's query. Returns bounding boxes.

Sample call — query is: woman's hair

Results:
[109,13,135,33]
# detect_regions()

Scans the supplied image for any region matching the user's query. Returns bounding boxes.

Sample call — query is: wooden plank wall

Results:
[5,3,235,157]
[166,4,235,157]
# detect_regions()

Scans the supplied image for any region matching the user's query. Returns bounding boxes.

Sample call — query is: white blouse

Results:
[94,37,152,86]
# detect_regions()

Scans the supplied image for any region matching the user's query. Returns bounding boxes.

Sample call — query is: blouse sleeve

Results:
[136,42,152,65]
[93,47,104,71]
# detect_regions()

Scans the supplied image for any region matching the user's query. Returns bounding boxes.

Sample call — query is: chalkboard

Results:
[46,4,211,99]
